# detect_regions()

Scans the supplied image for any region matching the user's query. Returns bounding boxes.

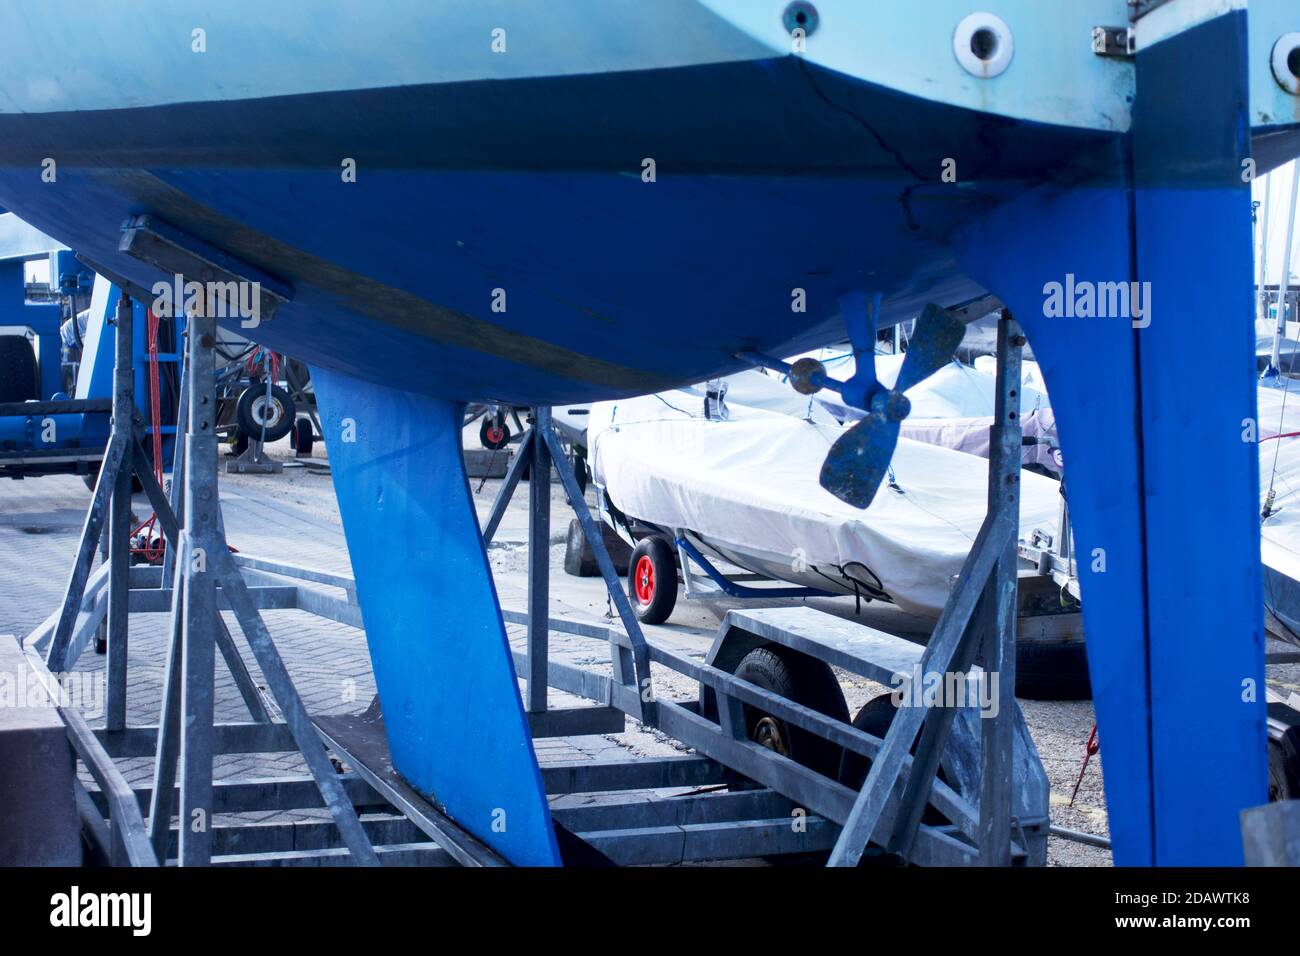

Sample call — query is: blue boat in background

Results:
[1,0,1299,866]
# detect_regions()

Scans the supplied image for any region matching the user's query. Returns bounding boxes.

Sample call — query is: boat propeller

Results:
[817,302,966,509]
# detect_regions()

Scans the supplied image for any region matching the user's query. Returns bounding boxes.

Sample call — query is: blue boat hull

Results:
[0,56,1129,405]
[1,1,1297,867]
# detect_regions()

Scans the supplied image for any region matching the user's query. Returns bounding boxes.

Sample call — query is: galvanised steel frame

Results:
[27,290,1042,866]
[29,292,379,867]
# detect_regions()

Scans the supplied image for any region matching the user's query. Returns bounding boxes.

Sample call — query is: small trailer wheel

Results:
[289,417,314,456]
[838,693,953,826]
[628,537,677,624]
[1268,723,1300,801]
[734,646,848,779]
[1015,639,1091,701]
[480,416,511,450]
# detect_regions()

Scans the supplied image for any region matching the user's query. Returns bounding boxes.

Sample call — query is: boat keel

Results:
[312,368,561,867]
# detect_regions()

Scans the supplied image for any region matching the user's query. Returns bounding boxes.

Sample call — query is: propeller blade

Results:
[895,303,966,393]
[819,413,901,509]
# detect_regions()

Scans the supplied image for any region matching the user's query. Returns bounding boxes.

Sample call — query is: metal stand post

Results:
[977,314,1023,865]
[33,284,379,866]
[527,407,552,713]
[478,409,657,725]
[149,299,378,866]
[176,302,219,865]
[104,292,134,730]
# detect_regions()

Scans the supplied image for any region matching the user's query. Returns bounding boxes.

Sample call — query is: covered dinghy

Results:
[587,382,1061,617]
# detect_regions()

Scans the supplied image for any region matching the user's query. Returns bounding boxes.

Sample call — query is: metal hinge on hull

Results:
[1092,25,1136,58]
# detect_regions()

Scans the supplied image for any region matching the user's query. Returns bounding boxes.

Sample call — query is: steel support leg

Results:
[132,442,269,724]
[540,424,657,725]
[148,557,185,856]
[885,596,983,859]
[828,310,1021,868]
[105,293,135,730]
[211,547,379,865]
[43,433,127,668]
[177,304,218,866]
[527,408,552,713]
[876,319,1024,865]
[978,314,1022,865]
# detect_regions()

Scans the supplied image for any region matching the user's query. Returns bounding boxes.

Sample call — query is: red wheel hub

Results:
[485,425,504,444]
[634,554,656,605]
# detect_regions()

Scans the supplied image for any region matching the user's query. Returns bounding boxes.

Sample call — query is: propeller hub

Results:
[789,357,826,395]
[871,389,911,423]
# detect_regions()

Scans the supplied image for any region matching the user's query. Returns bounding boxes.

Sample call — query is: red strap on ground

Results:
[129,308,167,562]
[1068,723,1100,807]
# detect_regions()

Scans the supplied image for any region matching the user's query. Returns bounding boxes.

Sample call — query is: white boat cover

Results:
[1258,383,1300,595]
[588,377,1063,617]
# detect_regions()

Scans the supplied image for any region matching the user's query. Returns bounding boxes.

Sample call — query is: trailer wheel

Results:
[0,334,38,402]
[235,384,296,444]
[628,537,677,624]
[1015,639,1091,701]
[838,693,951,827]
[734,646,849,779]
[289,417,314,456]
[1268,723,1300,801]
[480,417,510,450]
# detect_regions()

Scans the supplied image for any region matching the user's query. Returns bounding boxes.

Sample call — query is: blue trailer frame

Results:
[0,237,180,481]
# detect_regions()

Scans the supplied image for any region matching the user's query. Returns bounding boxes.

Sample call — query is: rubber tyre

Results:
[734,646,849,780]
[290,417,314,456]
[1015,639,1091,701]
[838,693,951,827]
[0,334,38,403]
[627,537,677,625]
[480,417,510,450]
[1268,723,1300,802]
[235,384,296,443]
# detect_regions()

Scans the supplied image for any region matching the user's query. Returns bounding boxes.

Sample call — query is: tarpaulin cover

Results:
[1257,383,1300,592]
[588,373,1062,617]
